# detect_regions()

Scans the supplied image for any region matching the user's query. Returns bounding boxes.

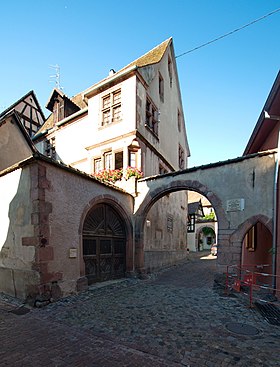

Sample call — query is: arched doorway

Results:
[82,203,126,284]
[242,221,272,273]
[197,226,216,252]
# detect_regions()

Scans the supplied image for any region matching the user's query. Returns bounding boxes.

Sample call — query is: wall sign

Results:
[226,198,245,212]
[69,248,78,258]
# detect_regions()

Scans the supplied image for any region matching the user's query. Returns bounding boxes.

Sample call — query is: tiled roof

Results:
[188,201,201,215]
[119,37,172,71]
[34,90,87,137]
[71,93,87,109]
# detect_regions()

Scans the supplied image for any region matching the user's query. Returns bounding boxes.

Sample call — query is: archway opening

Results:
[197,227,216,253]
[82,203,126,284]
[241,221,273,275]
[142,187,220,273]
[187,191,218,255]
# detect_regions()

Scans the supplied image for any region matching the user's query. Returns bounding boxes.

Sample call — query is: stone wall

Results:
[0,158,134,302]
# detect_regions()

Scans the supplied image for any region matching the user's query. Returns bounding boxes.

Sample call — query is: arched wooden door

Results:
[82,204,126,284]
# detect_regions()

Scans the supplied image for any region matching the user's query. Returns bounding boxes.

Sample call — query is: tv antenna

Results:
[49,64,63,90]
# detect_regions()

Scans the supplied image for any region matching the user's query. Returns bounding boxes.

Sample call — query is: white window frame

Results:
[101,89,121,126]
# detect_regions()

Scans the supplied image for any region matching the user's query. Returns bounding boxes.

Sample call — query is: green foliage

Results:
[202,212,216,221]
[202,227,215,236]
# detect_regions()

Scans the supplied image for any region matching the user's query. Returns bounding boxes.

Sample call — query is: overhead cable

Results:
[175,7,280,58]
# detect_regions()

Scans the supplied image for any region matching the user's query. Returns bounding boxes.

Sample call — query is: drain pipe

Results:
[264,111,280,291]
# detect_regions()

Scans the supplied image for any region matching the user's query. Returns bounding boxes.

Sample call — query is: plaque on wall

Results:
[226,198,245,212]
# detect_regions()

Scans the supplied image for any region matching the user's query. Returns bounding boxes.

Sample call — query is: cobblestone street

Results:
[0,251,280,366]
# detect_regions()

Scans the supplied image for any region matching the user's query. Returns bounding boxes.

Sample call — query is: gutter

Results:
[83,65,137,101]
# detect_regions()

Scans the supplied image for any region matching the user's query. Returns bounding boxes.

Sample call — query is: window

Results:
[178,145,185,169]
[244,225,256,251]
[159,164,168,174]
[101,89,121,126]
[45,137,56,159]
[178,110,182,132]
[159,73,164,102]
[129,151,136,167]
[115,151,123,169]
[94,158,102,173]
[187,214,195,233]
[104,152,113,170]
[145,97,159,136]
[168,57,173,87]
[112,90,121,121]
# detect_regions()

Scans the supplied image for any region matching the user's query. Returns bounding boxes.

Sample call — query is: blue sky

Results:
[1,0,280,167]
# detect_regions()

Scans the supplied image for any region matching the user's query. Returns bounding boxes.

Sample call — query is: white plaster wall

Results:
[137,44,189,171]
[87,78,137,146]
[0,167,38,298]
[55,115,91,165]
[0,168,35,268]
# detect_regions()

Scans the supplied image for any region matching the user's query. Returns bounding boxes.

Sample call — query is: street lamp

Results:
[264,110,280,290]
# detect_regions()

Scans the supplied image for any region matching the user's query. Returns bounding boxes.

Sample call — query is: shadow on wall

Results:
[0,167,40,300]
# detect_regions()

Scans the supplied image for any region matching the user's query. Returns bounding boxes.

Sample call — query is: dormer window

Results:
[46,89,80,125]
[101,89,121,126]
[53,98,64,124]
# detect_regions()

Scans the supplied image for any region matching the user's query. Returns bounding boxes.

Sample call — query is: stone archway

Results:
[230,214,273,270]
[134,179,228,272]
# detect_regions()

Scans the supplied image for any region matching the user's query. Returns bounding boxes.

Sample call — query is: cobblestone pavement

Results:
[0,251,280,366]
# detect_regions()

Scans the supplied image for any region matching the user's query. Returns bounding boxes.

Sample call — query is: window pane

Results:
[94,158,102,173]
[113,90,121,104]
[104,152,112,169]
[129,152,136,167]
[115,151,123,169]
[103,95,110,109]
[103,110,111,124]
[113,105,121,121]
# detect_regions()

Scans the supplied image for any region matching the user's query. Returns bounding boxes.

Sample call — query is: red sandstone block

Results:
[22,237,38,246]
[39,246,54,261]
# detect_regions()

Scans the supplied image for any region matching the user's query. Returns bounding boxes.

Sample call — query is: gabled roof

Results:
[188,200,204,216]
[120,37,172,71]
[0,110,37,172]
[83,37,172,99]
[34,38,172,139]
[244,70,280,155]
[0,90,45,121]
[34,89,88,138]
[45,88,82,112]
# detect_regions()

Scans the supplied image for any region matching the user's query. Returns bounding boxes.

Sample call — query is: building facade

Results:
[34,38,190,273]
[0,38,190,302]
[244,71,280,290]
[187,191,217,252]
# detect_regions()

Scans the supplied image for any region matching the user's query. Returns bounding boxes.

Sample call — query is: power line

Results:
[175,7,280,59]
